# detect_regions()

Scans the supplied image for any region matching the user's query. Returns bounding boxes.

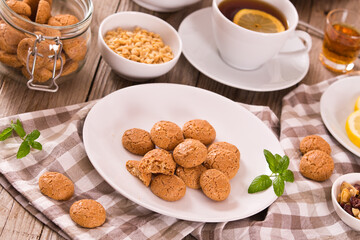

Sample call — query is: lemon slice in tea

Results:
[233,9,285,33]
[345,110,360,148]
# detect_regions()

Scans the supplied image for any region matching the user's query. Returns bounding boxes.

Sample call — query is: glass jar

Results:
[0,0,93,92]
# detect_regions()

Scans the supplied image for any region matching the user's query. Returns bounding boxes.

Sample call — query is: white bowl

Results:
[98,12,182,82]
[132,0,201,12]
[331,173,360,231]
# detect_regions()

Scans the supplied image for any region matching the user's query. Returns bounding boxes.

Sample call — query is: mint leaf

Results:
[0,127,13,141]
[30,141,42,150]
[281,169,294,182]
[264,149,278,173]
[273,175,285,197]
[17,141,30,159]
[277,155,290,173]
[248,175,272,193]
[25,130,40,141]
[11,119,26,138]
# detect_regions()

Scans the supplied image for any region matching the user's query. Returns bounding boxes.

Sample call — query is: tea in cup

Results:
[212,0,311,70]
[319,9,360,73]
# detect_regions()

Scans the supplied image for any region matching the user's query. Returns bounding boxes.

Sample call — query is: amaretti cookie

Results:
[70,199,106,228]
[6,0,32,17]
[126,160,152,187]
[48,14,79,26]
[208,141,240,162]
[203,148,239,179]
[173,139,207,168]
[150,120,184,151]
[200,169,231,201]
[38,172,74,200]
[139,149,176,175]
[182,119,216,145]
[176,165,207,189]
[122,128,155,155]
[300,135,331,155]
[299,150,334,181]
[35,0,51,24]
[150,174,186,201]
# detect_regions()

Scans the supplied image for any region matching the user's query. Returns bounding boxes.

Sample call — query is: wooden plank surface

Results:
[0,0,359,239]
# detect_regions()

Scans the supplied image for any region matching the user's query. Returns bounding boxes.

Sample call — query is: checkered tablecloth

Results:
[0,77,360,239]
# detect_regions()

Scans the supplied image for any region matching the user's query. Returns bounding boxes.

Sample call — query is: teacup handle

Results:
[279,30,312,54]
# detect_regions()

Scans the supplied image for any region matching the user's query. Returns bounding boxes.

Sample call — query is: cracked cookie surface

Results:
[208,141,240,162]
[150,174,186,201]
[126,160,152,187]
[182,119,216,145]
[70,199,106,228]
[122,128,155,155]
[173,139,207,168]
[299,150,334,181]
[300,135,331,155]
[176,164,207,189]
[203,148,239,179]
[200,169,230,201]
[38,172,74,200]
[139,149,176,175]
[150,120,184,151]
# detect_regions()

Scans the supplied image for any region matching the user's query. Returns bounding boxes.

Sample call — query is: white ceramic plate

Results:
[132,0,201,12]
[178,8,310,92]
[320,75,360,157]
[83,83,282,222]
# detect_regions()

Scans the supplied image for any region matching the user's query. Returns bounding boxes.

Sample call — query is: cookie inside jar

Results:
[0,0,93,92]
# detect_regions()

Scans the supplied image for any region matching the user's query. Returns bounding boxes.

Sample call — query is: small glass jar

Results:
[0,0,93,92]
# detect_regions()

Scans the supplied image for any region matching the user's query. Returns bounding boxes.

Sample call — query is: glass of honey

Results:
[319,9,360,73]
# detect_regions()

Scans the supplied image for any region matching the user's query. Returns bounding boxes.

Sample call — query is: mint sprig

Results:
[0,119,42,159]
[248,149,294,197]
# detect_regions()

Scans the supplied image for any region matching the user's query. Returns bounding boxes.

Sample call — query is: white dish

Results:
[320,75,360,157]
[331,173,360,231]
[132,0,201,12]
[98,12,182,82]
[178,8,310,92]
[83,83,283,222]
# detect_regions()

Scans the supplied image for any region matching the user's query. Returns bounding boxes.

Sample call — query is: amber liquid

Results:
[218,0,288,30]
[323,23,360,64]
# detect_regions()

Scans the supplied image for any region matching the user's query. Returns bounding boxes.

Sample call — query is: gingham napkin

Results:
[1,76,360,240]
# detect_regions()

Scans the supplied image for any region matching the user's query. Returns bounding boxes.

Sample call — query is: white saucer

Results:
[178,8,310,92]
[132,0,200,12]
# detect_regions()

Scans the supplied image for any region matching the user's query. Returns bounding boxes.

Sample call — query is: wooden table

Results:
[0,0,359,239]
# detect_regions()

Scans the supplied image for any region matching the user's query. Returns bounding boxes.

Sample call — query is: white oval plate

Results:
[320,75,360,157]
[83,83,282,222]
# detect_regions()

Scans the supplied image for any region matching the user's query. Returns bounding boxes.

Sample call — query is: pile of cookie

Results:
[299,135,334,181]
[38,172,106,228]
[0,0,87,82]
[122,119,240,202]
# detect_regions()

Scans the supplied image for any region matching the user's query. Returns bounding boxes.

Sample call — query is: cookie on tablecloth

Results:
[299,150,334,181]
[70,199,106,228]
[38,172,74,200]
[300,135,331,155]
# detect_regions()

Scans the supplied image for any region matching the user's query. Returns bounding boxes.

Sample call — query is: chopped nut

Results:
[341,188,351,204]
[352,208,360,217]
[104,27,173,64]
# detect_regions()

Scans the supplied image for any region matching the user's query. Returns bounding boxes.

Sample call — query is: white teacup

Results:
[212,0,311,70]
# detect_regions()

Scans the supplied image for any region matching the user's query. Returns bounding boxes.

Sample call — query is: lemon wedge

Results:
[354,96,360,111]
[233,9,285,33]
[345,110,360,148]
